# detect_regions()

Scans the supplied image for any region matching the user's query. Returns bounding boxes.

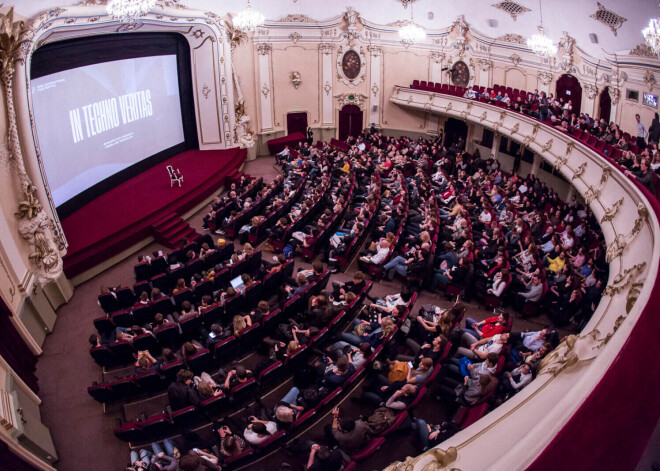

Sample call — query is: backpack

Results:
[365,407,397,435]
[283,244,295,259]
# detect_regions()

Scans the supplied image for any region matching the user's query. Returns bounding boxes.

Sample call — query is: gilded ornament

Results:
[571,162,586,180]
[600,198,624,223]
[541,138,553,152]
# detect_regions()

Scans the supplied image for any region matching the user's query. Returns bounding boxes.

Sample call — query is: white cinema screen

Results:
[30,55,185,208]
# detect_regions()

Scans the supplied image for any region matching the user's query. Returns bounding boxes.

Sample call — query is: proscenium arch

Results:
[14,4,237,252]
[389,85,660,470]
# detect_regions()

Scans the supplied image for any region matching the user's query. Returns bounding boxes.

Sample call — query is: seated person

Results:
[167,369,202,410]
[329,271,367,301]
[134,350,160,375]
[243,416,278,446]
[214,423,247,458]
[222,364,254,392]
[324,407,372,456]
[454,333,510,361]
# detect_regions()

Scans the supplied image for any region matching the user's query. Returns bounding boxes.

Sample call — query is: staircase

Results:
[151,212,200,249]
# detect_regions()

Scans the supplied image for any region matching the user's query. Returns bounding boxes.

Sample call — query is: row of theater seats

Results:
[300,162,356,261]
[90,258,298,368]
[111,281,375,443]
[268,160,330,253]
[102,239,235,314]
[115,285,431,469]
[359,173,409,279]
[205,176,266,236]
[332,169,377,271]
[90,268,334,405]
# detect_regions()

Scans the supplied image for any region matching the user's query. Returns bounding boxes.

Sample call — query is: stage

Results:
[61,148,246,279]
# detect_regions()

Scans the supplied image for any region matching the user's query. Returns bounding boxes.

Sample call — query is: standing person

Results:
[306,127,314,146]
[636,114,648,149]
[539,92,548,122]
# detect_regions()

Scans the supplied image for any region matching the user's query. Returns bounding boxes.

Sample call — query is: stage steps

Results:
[151,212,200,249]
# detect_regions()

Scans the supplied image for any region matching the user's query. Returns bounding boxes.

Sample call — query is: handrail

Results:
[386,86,660,471]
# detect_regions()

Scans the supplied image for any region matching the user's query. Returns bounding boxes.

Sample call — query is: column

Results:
[465,123,474,153]
[477,59,492,88]
[491,132,501,159]
[368,46,382,126]
[256,43,273,131]
[320,43,335,126]
[427,51,445,134]
[565,185,576,202]
[608,88,620,126]
[530,153,542,176]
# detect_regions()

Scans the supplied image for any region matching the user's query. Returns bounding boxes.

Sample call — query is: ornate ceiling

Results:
[13,0,660,61]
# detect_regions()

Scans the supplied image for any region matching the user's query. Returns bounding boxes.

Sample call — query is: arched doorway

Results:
[444,118,468,149]
[338,104,363,141]
[599,86,612,123]
[556,74,582,115]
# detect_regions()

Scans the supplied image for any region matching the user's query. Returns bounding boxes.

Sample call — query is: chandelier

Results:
[233,0,265,34]
[398,2,426,46]
[107,0,155,23]
[527,26,557,59]
[643,18,660,55]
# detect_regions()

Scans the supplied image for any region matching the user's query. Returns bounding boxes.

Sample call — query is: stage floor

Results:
[61,148,246,278]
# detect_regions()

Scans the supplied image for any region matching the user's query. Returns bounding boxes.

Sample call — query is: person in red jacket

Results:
[462,310,510,341]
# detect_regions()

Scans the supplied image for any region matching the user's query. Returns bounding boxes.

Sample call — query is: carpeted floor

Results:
[36,156,558,471]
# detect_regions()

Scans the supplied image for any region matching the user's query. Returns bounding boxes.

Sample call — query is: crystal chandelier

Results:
[107,0,155,23]
[233,0,265,34]
[526,0,557,60]
[527,26,557,59]
[398,2,426,46]
[643,18,660,55]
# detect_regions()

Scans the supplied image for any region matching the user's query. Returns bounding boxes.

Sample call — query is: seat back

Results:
[98,293,119,313]
[151,296,174,315]
[132,333,158,353]
[186,348,212,375]
[90,346,114,367]
[116,287,135,309]
[161,360,185,383]
[230,378,258,403]
[154,323,180,347]
[193,280,214,303]
[244,282,263,309]
[173,288,194,308]
[238,323,262,352]
[134,261,151,282]
[258,361,283,390]
[93,316,115,335]
[132,304,153,325]
[213,336,239,363]
[108,340,134,364]
[179,313,203,339]
[88,383,114,403]
[135,371,164,393]
[133,280,151,298]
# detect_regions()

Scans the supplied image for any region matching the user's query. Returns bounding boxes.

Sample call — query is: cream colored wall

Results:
[381,49,430,134]
[271,45,321,132]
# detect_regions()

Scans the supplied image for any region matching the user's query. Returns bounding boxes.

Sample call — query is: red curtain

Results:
[286,112,308,135]
[338,105,363,141]
[599,87,612,123]
[0,298,39,394]
[555,74,582,116]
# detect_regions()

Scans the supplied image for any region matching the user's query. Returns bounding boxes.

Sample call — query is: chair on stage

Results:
[167,165,183,187]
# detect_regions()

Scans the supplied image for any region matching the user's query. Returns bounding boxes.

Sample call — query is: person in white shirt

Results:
[504,364,533,395]
[243,418,278,445]
[360,240,389,265]
[455,333,509,361]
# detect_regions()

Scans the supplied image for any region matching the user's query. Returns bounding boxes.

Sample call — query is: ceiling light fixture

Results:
[107,0,155,24]
[398,1,426,47]
[233,0,265,34]
[526,0,557,60]
[643,18,660,56]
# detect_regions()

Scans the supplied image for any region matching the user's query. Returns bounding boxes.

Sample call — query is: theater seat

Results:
[186,348,212,375]
[380,411,408,437]
[113,421,144,442]
[213,336,239,364]
[90,345,114,367]
[200,392,229,416]
[230,378,258,403]
[292,409,316,428]
[88,383,113,403]
[350,437,386,462]
[170,405,200,428]
[258,361,283,390]
[140,412,174,441]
